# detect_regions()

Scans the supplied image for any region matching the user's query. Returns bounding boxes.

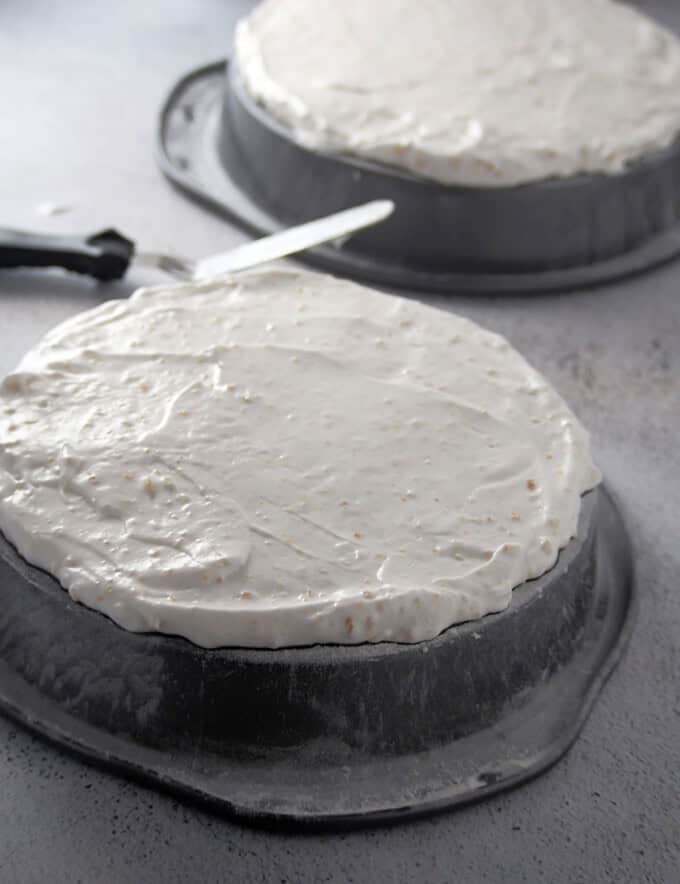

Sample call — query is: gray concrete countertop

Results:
[0,2,678,881]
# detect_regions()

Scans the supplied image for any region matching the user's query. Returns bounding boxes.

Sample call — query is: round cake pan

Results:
[0,486,635,828]
[157,61,680,295]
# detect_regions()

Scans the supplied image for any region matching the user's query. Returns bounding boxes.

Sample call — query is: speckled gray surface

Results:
[0,1,678,882]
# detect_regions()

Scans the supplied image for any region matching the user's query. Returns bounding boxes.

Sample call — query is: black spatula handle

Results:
[0,227,134,281]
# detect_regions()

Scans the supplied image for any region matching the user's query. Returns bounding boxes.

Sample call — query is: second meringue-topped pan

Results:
[157,60,680,295]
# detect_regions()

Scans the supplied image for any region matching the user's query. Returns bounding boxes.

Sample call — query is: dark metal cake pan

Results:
[0,486,634,828]
[157,61,680,294]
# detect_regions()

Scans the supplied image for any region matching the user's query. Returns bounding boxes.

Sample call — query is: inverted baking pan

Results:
[0,486,634,829]
[157,61,680,294]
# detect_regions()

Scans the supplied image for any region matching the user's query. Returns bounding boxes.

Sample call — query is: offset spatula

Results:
[0,200,394,283]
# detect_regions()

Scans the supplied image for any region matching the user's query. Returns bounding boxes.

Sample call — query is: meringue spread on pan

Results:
[234,0,680,186]
[0,270,600,648]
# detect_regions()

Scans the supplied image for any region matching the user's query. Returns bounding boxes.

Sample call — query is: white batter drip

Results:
[234,0,680,186]
[0,270,600,648]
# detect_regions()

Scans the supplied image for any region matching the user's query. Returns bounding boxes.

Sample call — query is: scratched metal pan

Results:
[0,486,635,829]
[157,60,680,295]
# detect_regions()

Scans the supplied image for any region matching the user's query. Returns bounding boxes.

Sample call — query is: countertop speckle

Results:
[0,1,678,882]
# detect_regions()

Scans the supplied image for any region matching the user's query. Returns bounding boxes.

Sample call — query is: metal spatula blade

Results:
[0,201,394,283]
